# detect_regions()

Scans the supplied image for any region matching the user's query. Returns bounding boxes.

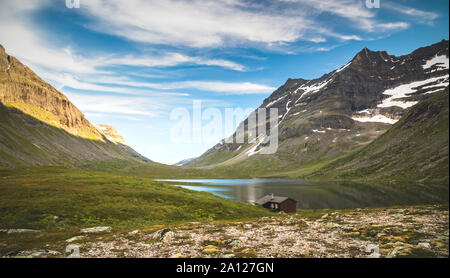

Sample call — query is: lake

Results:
[158,179,449,209]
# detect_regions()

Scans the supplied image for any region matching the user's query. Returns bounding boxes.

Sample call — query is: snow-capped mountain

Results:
[188,40,449,168]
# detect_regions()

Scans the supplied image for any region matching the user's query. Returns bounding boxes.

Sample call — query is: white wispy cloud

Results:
[81,0,316,47]
[79,0,429,49]
[0,0,246,75]
[100,53,246,71]
[0,2,100,74]
[64,91,165,117]
[39,71,191,96]
[283,0,411,33]
[152,81,276,94]
[44,71,275,95]
[383,1,440,25]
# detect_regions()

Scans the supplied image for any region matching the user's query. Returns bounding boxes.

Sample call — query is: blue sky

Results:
[0,0,448,164]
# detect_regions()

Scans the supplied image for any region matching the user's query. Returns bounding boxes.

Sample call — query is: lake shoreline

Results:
[158,179,449,210]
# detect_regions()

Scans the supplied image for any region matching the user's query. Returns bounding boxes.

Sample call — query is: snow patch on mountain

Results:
[265,95,286,107]
[246,136,266,157]
[279,100,292,124]
[422,54,449,70]
[336,62,351,73]
[352,114,398,124]
[378,76,449,109]
[312,129,326,133]
[294,78,332,103]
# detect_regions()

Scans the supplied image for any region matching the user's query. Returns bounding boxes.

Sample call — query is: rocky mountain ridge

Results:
[0,44,102,141]
[0,44,150,166]
[188,40,449,168]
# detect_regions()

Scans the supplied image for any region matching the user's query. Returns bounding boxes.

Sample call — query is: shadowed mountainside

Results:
[307,89,449,184]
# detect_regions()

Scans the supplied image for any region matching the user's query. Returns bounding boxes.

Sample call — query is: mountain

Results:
[173,157,196,166]
[94,124,151,162]
[308,88,449,183]
[187,40,449,179]
[0,44,150,167]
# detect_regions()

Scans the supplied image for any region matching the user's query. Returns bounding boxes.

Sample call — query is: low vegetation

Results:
[0,166,271,231]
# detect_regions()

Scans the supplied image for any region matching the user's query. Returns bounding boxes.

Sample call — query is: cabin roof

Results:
[255,195,294,205]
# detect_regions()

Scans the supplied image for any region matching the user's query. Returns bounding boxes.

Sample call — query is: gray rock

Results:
[325,222,340,228]
[365,244,381,258]
[0,229,40,234]
[162,231,175,243]
[80,226,112,234]
[228,239,241,248]
[153,228,172,240]
[66,236,85,243]
[128,230,139,235]
[418,242,431,249]
[5,249,60,258]
[66,244,81,258]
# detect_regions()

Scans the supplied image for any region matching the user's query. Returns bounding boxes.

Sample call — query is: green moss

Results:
[0,167,271,233]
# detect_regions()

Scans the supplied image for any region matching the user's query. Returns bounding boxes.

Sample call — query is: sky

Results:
[0,0,448,164]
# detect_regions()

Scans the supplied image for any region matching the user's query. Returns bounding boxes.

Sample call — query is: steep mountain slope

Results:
[308,89,449,183]
[0,44,150,167]
[187,40,449,178]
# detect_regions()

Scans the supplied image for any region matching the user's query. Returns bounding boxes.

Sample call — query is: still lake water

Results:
[158,179,449,209]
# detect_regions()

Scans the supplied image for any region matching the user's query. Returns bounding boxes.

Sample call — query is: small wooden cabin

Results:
[255,194,297,213]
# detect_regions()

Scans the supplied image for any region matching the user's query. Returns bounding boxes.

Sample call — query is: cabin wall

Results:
[280,199,297,213]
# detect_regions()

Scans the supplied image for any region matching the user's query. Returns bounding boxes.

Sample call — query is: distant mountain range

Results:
[0,44,151,167]
[186,40,449,182]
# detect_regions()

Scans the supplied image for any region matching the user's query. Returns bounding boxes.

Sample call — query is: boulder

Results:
[162,231,175,243]
[152,228,172,240]
[66,244,81,258]
[365,244,380,258]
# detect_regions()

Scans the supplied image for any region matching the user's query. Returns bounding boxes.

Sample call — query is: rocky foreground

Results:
[3,205,448,258]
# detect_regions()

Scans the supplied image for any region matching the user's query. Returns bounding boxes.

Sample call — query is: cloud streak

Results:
[80,0,430,49]
[44,71,275,96]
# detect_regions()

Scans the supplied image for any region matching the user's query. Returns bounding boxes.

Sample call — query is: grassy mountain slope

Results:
[0,104,146,167]
[307,89,449,183]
